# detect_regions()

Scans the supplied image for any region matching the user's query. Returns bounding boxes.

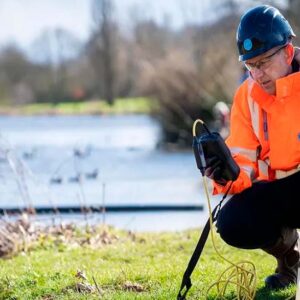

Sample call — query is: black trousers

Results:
[216,170,300,250]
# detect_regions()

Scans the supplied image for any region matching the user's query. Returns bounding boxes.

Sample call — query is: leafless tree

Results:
[30,28,82,103]
[286,0,300,45]
[89,0,118,105]
[0,45,34,104]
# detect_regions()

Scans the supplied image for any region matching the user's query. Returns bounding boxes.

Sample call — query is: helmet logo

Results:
[243,39,253,51]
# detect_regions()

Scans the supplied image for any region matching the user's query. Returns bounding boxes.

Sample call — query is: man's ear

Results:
[293,46,300,64]
[286,43,295,64]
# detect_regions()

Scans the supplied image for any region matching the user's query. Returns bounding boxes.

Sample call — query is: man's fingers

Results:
[212,167,227,185]
[204,156,228,186]
[212,166,223,180]
[204,167,213,178]
[206,156,219,167]
[204,160,222,178]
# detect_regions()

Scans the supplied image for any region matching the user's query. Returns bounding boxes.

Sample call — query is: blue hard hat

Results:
[237,5,296,61]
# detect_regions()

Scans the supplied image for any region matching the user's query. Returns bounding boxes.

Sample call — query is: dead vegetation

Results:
[0,213,136,258]
[65,269,146,296]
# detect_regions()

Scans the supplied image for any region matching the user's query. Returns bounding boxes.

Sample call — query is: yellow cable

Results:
[203,175,256,299]
[193,119,257,300]
[192,119,204,137]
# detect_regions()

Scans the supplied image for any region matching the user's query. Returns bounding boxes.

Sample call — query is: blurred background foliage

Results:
[0,0,299,146]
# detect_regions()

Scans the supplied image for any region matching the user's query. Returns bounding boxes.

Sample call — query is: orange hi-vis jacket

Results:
[214,71,300,195]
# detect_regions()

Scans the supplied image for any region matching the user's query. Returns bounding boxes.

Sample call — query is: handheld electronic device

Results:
[192,121,240,181]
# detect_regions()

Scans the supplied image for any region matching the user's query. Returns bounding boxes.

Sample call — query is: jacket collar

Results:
[249,63,300,111]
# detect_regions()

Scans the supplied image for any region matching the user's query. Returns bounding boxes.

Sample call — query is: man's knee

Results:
[216,199,279,249]
[215,192,259,249]
[216,206,245,248]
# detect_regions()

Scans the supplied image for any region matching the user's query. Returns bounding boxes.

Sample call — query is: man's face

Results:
[244,45,291,95]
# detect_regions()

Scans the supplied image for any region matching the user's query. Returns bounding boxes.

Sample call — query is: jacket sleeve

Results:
[212,81,261,195]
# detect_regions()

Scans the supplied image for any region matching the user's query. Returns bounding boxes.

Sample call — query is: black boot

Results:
[262,228,299,289]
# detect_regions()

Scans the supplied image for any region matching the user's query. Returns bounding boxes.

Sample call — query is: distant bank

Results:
[0,97,154,116]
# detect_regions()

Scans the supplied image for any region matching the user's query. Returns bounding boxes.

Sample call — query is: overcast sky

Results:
[0,0,92,48]
[0,0,221,50]
[0,0,287,51]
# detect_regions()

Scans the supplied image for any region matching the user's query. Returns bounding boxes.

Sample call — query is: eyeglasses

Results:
[244,45,287,72]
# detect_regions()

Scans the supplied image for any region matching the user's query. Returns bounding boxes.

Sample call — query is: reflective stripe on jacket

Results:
[213,71,300,195]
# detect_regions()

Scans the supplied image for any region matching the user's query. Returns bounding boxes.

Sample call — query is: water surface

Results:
[0,115,219,231]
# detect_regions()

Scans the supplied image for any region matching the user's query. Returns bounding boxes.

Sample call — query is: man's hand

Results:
[204,157,228,186]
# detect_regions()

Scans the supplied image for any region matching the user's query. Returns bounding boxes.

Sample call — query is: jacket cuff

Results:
[212,170,253,195]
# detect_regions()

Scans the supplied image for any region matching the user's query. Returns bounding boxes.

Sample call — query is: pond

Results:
[0,114,220,232]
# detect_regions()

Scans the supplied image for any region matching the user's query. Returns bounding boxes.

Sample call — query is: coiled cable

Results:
[193,119,257,300]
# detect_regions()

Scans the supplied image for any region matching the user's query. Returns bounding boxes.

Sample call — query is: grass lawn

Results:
[0,225,296,300]
[0,98,154,116]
